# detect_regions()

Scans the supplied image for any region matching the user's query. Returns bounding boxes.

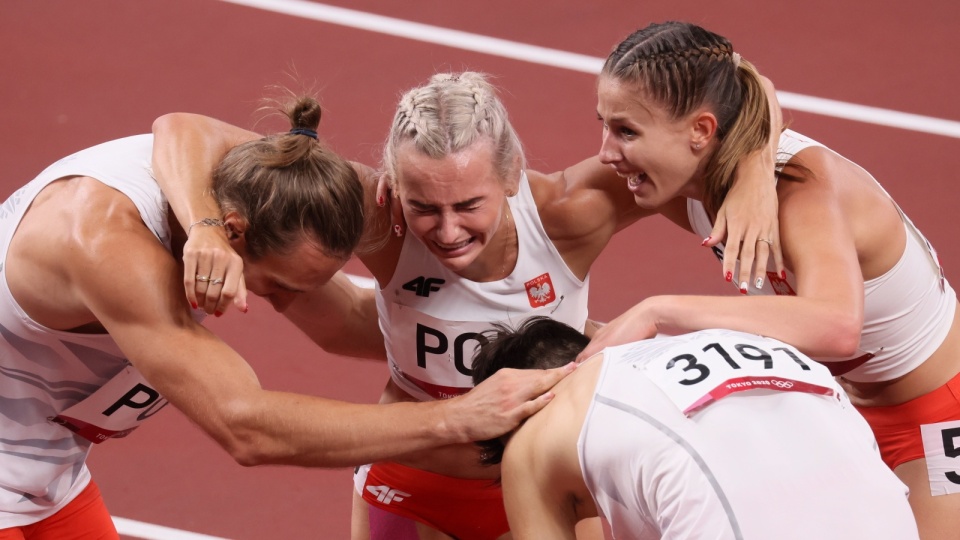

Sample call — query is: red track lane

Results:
[1,1,958,538]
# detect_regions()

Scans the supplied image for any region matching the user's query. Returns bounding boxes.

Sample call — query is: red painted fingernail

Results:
[781,270,787,280]
[740,287,747,294]
[190,302,198,309]
[701,236,712,246]
[240,305,249,314]
[215,311,222,317]
[377,195,384,207]
[725,271,733,282]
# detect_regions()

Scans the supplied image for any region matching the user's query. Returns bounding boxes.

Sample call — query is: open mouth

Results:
[433,237,475,255]
[617,170,648,190]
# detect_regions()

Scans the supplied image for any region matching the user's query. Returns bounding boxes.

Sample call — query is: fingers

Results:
[183,250,201,310]
[531,362,578,393]
[513,388,557,419]
[753,238,771,289]
[375,174,390,206]
[577,335,605,363]
[719,230,741,289]
[714,221,786,292]
[578,320,618,362]
[183,227,246,316]
[501,363,577,422]
[232,274,249,314]
[735,232,757,295]
[458,363,576,441]
[704,213,727,249]
[769,223,786,281]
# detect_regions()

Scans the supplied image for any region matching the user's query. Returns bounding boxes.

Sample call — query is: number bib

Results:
[921,420,960,496]
[49,365,168,443]
[387,303,499,399]
[641,333,838,416]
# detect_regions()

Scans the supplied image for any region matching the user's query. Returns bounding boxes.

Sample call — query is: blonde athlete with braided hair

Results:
[581,21,960,539]
[151,71,782,539]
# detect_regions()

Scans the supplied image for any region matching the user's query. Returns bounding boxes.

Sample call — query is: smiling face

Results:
[394,140,516,280]
[596,75,709,209]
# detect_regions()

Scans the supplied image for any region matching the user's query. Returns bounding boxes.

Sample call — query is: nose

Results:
[598,129,621,165]
[435,211,463,244]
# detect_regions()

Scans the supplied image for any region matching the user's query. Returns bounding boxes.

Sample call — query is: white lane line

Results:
[221,0,603,73]
[777,92,960,139]
[219,0,960,139]
[114,517,232,540]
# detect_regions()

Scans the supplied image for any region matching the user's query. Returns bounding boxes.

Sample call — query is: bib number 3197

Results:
[644,336,837,416]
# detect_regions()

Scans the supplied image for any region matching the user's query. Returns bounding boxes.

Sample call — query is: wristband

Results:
[187,217,225,236]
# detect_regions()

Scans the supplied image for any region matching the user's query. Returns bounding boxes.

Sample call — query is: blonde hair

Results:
[382,72,525,187]
[602,22,770,215]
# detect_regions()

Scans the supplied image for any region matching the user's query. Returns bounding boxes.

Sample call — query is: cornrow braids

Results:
[603,22,770,215]
[382,71,525,191]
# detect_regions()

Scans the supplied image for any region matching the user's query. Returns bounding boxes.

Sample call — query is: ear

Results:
[222,211,247,243]
[690,110,719,150]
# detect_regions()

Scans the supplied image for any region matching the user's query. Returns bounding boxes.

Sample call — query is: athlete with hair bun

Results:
[0,95,568,540]
[151,68,782,539]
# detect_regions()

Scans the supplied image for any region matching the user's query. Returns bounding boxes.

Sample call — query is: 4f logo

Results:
[366,485,410,505]
[402,276,445,297]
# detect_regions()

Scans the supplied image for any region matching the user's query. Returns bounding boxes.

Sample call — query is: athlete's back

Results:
[578,330,918,539]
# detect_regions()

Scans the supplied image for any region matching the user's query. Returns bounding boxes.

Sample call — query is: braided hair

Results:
[602,22,771,215]
[382,72,525,189]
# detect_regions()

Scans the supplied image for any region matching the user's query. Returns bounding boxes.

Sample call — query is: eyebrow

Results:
[407,196,485,209]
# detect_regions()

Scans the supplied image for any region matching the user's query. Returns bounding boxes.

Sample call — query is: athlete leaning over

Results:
[150,71,782,539]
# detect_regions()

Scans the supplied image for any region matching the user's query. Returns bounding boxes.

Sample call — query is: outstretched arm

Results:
[535,76,784,285]
[152,113,260,315]
[75,202,575,466]
[579,149,863,361]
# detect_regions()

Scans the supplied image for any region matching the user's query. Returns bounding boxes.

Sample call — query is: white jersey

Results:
[578,329,918,540]
[0,135,190,527]
[376,172,589,401]
[687,130,956,382]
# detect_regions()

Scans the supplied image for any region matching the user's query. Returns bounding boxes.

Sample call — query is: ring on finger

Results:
[757,238,774,246]
[196,275,210,282]
[210,278,225,286]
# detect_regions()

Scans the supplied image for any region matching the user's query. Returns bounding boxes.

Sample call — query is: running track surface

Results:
[2,1,958,538]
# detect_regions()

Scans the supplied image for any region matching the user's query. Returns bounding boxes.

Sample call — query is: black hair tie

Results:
[289,128,318,140]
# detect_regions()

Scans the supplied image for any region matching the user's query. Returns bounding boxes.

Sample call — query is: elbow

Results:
[210,398,279,467]
[819,312,863,358]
